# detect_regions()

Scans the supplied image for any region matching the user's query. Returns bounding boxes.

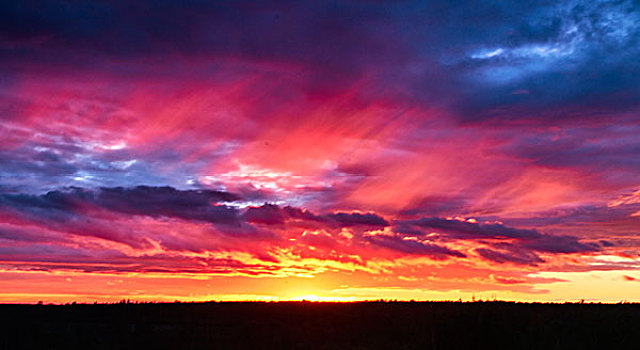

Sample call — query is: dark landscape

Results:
[2,301,639,349]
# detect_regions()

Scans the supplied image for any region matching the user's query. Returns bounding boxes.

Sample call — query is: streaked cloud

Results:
[1,0,639,302]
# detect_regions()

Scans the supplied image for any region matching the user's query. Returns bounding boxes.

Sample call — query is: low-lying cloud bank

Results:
[0,186,604,276]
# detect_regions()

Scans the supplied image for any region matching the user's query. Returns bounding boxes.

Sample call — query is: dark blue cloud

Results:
[0,185,242,225]
[523,234,598,254]
[476,247,545,266]
[244,203,288,225]
[96,186,241,223]
[328,212,389,228]
[364,234,466,259]
[404,217,542,240]
[244,203,389,228]
[430,0,640,121]
[2,0,638,122]
[397,217,598,265]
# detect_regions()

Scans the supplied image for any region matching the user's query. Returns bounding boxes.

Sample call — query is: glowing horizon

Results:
[1,0,639,303]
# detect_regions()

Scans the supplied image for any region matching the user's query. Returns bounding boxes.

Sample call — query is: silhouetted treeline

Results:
[1,301,639,349]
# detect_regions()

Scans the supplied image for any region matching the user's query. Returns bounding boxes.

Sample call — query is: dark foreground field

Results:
[1,301,639,349]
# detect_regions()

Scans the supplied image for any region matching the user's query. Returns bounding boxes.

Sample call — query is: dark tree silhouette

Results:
[1,301,639,349]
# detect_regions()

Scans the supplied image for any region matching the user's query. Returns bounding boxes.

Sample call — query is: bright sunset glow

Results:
[1,0,639,304]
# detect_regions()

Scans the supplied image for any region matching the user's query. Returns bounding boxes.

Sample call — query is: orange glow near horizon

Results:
[2,261,640,304]
[2,1,640,304]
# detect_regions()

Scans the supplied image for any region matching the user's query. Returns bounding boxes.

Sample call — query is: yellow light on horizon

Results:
[289,294,359,302]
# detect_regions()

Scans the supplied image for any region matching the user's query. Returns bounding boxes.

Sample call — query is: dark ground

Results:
[1,301,639,349]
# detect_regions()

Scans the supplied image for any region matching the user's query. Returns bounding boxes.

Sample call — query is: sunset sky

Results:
[1,0,639,303]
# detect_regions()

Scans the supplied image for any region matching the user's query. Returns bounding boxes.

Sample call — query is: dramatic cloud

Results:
[404,217,542,240]
[0,186,601,274]
[476,248,545,266]
[397,217,598,265]
[364,234,466,259]
[0,186,242,225]
[1,0,639,302]
[96,186,241,224]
